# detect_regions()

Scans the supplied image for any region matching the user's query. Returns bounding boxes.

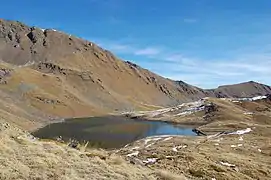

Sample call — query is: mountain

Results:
[0,19,271,129]
[210,81,271,98]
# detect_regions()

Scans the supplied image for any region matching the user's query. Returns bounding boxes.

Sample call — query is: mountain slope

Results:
[0,19,206,119]
[0,19,271,129]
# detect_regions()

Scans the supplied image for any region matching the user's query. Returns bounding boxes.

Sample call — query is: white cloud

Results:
[93,40,161,56]
[134,47,161,56]
[108,44,130,51]
[165,54,184,62]
[93,40,135,54]
[138,50,271,88]
[91,39,271,88]
[156,53,271,88]
[164,54,198,66]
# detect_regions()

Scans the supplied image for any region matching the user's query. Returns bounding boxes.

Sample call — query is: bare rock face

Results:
[204,103,217,114]
[0,68,12,84]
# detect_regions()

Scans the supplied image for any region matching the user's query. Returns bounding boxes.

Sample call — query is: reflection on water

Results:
[33,116,196,149]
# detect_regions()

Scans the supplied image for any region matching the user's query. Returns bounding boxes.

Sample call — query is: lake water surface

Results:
[33,116,196,149]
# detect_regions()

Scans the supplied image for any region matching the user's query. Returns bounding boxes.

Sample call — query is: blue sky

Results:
[1,0,271,88]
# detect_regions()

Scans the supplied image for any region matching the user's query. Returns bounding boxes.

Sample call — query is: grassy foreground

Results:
[1,97,271,180]
[0,121,188,180]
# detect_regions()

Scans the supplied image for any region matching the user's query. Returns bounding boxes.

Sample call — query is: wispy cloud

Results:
[134,47,161,56]
[164,54,197,66]
[108,44,130,51]
[94,40,161,57]
[151,53,271,87]
[92,39,271,88]
[93,40,135,54]
[164,54,184,62]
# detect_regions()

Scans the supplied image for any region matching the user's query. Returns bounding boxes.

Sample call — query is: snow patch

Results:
[175,111,193,116]
[207,133,223,139]
[228,128,252,135]
[124,144,129,148]
[251,96,267,101]
[244,112,253,115]
[151,137,162,141]
[144,139,152,145]
[172,147,178,152]
[143,158,158,164]
[231,95,267,102]
[231,144,242,147]
[174,102,205,116]
[17,134,37,142]
[126,151,139,157]
[149,135,172,138]
[163,137,173,141]
[18,61,35,67]
[124,99,207,118]
[172,145,187,152]
[144,137,162,145]
[220,161,236,167]
[145,142,155,148]
[130,146,140,151]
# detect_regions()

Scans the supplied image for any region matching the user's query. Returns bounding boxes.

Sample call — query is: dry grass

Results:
[118,99,271,180]
[155,170,187,180]
[1,98,271,180]
[0,122,162,180]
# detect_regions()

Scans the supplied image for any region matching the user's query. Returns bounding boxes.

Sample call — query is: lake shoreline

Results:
[32,115,199,149]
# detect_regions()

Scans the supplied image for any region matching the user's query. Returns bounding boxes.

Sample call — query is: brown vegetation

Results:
[1,19,271,180]
[1,19,271,131]
[118,98,271,180]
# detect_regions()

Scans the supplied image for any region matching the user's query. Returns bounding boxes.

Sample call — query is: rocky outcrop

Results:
[35,96,61,104]
[0,68,12,84]
[36,62,72,75]
[266,94,271,100]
